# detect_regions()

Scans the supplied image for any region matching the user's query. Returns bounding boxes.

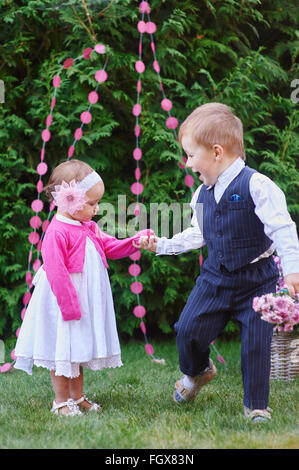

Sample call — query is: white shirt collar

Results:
[56,213,82,226]
[207,157,245,190]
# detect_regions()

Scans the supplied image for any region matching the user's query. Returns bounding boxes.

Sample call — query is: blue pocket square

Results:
[229,194,243,201]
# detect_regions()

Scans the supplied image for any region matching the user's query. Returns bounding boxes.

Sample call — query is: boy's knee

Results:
[176,318,196,339]
[177,325,208,351]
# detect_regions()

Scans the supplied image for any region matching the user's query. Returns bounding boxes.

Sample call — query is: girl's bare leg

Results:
[50,371,72,415]
[69,366,93,410]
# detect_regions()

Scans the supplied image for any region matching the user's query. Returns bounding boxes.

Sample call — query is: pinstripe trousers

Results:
[175,256,279,409]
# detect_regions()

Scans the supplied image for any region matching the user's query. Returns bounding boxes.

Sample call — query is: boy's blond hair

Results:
[178,102,246,160]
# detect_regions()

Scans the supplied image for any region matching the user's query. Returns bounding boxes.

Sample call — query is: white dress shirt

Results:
[156,158,299,276]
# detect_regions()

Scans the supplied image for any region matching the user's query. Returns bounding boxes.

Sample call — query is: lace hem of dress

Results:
[15,355,122,378]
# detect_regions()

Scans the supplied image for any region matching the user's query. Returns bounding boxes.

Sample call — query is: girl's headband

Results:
[79,171,103,192]
[51,171,103,215]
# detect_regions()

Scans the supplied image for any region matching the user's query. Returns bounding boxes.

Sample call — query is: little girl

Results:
[15,159,151,416]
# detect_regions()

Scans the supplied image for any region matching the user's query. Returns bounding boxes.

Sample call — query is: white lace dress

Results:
[14,214,123,378]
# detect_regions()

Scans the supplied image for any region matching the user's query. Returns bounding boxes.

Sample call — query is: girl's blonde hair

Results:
[178,102,246,160]
[44,159,94,202]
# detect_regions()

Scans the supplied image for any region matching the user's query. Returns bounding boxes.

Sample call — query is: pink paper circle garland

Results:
[130,250,141,261]
[184,174,194,187]
[130,1,180,361]
[2,44,110,373]
[88,91,99,104]
[31,199,43,213]
[133,305,146,318]
[46,114,53,127]
[63,58,74,69]
[130,281,143,294]
[137,21,147,34]
[74,128,83,141]
[83,47,93,60]
[68,145,75,158]
[135,60,145,74]
[0,363,12,373]
[132,103,142,116]
[145,343,154,355]
[80,111,92,124]
[37,162,48,175]
[41,129,51,142]
[129,263,141,277]
[139,2,206,280]
[161,98,172,111]
[129,1,223,365]
[139,1,151,14]
[131,182,144,196]
[166,116,178,130]
[133,148,142,161]
[140,321,146,334]
[3,8,225,371]
[95,69,108,83]
[33,259,41,272]
[52,75,61,88]
[146,22,157,34]
[11,349,17,361]
[94,44,106,54]
[28,231,40,245]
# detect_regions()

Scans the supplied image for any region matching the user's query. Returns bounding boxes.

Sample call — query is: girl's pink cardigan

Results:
[41,215,149,321]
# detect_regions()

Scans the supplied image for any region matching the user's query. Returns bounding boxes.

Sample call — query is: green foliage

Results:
[0,0,298,341]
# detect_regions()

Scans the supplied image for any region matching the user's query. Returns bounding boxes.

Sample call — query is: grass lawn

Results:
[0,339,298,449]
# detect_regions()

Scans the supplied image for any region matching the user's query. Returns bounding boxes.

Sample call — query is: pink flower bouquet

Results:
[253,293,299,332]
[252,256,299,332]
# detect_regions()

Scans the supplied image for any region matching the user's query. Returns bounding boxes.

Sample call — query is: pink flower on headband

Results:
[51,180,88,215]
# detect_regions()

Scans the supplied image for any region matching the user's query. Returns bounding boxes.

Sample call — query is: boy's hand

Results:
[133,231,157,252]
[284,273,299,298]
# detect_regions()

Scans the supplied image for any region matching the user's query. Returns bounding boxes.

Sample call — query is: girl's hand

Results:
[284,273,299,298]
[133,232,157,252]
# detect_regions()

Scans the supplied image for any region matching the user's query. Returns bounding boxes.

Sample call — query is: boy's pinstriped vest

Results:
[196,166,272,272]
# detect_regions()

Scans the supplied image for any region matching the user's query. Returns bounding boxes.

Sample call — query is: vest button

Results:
[216,231,223,238]
[215,211,220,218]
[217,251,223,259]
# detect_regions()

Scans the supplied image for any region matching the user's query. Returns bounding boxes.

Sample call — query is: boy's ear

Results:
[213,144,224,159]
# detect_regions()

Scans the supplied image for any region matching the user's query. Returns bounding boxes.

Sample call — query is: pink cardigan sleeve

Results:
[42,230,82,321]
[94,225,150,260]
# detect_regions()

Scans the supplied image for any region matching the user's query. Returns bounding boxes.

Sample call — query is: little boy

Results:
[137,103,299,422]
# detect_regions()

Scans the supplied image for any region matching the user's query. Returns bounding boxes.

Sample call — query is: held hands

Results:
[133,230,158,253]
[284,273,299,298]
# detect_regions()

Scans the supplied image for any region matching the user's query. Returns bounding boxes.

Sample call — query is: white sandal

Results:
[75,395,102,413]
[51,398,83,416]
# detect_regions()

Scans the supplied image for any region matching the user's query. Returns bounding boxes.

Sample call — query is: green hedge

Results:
[0,0,298,342]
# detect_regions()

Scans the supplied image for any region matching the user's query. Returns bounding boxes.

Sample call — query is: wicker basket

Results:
[270,331,299,381]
